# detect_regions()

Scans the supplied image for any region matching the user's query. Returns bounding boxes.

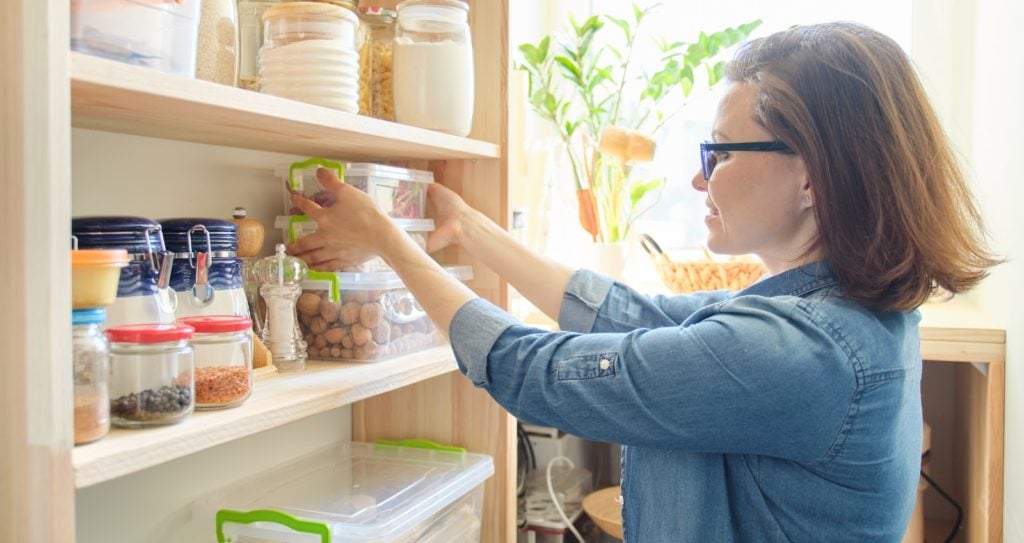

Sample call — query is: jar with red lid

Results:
[106,324,195,427]
[178,316,253,409]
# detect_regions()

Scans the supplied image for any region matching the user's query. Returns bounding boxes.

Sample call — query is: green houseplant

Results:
[517,5,760,242]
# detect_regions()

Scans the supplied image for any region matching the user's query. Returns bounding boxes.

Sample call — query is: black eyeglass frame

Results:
[700,141,792,180]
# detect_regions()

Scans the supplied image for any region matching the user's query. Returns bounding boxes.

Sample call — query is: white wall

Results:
[968,0,1024,539]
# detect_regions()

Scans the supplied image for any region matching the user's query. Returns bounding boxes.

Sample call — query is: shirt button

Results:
[599,359,611,370]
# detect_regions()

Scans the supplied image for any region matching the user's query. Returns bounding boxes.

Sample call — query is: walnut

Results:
[297,292,321,315]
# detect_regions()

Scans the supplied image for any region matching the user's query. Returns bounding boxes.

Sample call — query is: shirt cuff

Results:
[558,269,615,333]
[449,298,519,387]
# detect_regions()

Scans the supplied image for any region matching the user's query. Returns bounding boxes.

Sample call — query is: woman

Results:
[288,22,998,542]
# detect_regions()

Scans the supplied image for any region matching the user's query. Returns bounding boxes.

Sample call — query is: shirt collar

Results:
[734,261,838,298]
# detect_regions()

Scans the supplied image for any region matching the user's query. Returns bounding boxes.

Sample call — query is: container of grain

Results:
[358,6,396,120]
[393,0,474,136]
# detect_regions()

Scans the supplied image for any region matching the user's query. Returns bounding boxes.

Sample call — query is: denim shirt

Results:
[450,263,922,542]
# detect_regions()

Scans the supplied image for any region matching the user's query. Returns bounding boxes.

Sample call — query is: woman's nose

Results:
[691,168,708,193]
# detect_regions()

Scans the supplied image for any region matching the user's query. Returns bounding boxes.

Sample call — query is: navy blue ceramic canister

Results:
[160,218,248,317]
[71,216,177,326]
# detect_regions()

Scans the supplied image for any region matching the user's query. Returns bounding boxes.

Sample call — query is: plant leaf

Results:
[606,15,632,42]
[554,55,583,86]
[629,179,664,210]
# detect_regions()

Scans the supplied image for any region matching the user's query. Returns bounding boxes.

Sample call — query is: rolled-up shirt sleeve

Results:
[450,292,856,460]
[559,269,733,333]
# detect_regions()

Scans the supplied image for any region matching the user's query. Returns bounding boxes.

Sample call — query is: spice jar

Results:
[73,308,111,445]
[259,1,361,112]
[179,316,253,409]
[237,0,282,90]
[358,6,396,120]
[107,324,195,427]
[393,0,474,136]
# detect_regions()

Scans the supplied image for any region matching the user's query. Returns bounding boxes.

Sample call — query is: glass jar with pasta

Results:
[358,6,396,121]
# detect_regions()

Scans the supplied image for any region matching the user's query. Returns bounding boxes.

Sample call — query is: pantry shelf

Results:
[72,345,458,489]
[70,52,501,161]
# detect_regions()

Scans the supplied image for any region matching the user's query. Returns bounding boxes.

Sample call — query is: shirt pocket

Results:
[556,352,618,381]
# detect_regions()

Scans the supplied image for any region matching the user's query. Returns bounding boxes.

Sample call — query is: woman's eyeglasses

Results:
[700,141,791,180]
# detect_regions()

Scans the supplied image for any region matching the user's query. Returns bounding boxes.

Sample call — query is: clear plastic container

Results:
[106,324,195,427]
[358,6,396,120]
[200,442,493,542]
[70,247,129,309]
[276,216,434,272]
[282,160,434,220]
[73,308,111,445]
[259,1,361,112]
[393,0,474,136]
[298,266,472,361]
[178,316,253,409]
[70,0,201,77]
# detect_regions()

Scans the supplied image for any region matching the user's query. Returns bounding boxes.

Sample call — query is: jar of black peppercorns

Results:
[106,324,196,428]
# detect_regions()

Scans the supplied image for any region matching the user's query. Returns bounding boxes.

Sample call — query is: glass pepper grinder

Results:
[254,243,307,372]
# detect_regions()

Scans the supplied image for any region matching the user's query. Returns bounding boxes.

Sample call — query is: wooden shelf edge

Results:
[72,345,458,488]
[70,52,501,161]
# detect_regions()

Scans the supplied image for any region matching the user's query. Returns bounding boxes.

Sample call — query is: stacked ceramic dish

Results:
[258,2,360,113]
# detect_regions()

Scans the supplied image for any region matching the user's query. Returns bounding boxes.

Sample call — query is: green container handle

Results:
[374,438,466,453]
[216,509,330,543]
[289,157,345,192]
[305,270,341,303]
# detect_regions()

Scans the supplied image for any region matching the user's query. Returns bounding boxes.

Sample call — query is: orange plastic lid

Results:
[71,249,130,267]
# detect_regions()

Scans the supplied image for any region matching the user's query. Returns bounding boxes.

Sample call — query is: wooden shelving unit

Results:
[73,347,458,489]
[3,1,513,541]
[71,52,501,161]
[919,300,1005,543]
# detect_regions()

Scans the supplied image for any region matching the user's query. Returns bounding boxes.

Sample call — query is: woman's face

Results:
[691,83,818,274]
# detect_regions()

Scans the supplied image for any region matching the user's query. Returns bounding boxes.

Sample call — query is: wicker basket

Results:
[640,234,766,293]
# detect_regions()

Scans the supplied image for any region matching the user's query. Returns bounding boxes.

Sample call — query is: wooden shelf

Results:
[70,53,501,161]
[919,300,1005,364]
[72,345,458,489]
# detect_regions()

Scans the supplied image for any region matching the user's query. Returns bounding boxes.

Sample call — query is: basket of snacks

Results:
[640,234,766,293]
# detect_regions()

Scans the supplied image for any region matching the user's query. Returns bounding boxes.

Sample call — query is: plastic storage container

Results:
[393,0,474,136]
[195,0,239,85]
[70,0,201,76]
[283,159,434,220]
[107,323,195,427]
[179,316,253,409]
[160,218,250,319]
[72,216,178,327]
[195,442,493,542]
[259,1,361,112]
[70,246,129,309]
[73,308,111,445]
[297,266,471,361]
[358,6,396,120]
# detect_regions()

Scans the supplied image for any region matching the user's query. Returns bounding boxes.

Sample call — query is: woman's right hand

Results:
[425,182,470,254]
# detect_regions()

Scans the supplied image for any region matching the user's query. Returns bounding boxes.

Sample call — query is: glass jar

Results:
[106,324,195,427]
[197,0,240,85]
[393,0,474,136]
[358,6,396,120]
[179,316,253,409]
[73,308,111,445]
[237,0,283,90]
[259,1,361,112]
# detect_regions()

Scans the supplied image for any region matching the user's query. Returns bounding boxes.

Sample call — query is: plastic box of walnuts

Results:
[640,234,766,293]
[298,266,472,361]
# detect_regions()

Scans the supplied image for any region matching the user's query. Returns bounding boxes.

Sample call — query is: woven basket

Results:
[640,234,766,293]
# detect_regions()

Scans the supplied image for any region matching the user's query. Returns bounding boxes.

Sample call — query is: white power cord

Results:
[547,456,586,543]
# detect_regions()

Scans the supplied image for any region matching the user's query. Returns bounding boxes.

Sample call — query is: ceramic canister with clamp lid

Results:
[160,218,250,319]
[71,216,178,328]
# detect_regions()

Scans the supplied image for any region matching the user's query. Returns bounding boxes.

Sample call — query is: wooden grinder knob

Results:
[231,206,265,258]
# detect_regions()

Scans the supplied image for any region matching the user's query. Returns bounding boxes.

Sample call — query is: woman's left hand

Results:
[286,167,398,271]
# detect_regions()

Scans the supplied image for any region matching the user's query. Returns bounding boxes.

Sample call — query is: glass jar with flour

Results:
[393,0,474,136]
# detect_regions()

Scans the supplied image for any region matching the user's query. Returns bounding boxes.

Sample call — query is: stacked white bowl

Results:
[258,2,360,113]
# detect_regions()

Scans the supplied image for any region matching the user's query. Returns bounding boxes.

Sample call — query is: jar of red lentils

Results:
[178,316,253,409]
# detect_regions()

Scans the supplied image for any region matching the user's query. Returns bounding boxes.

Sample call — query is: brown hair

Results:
[724,22,1001,311]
